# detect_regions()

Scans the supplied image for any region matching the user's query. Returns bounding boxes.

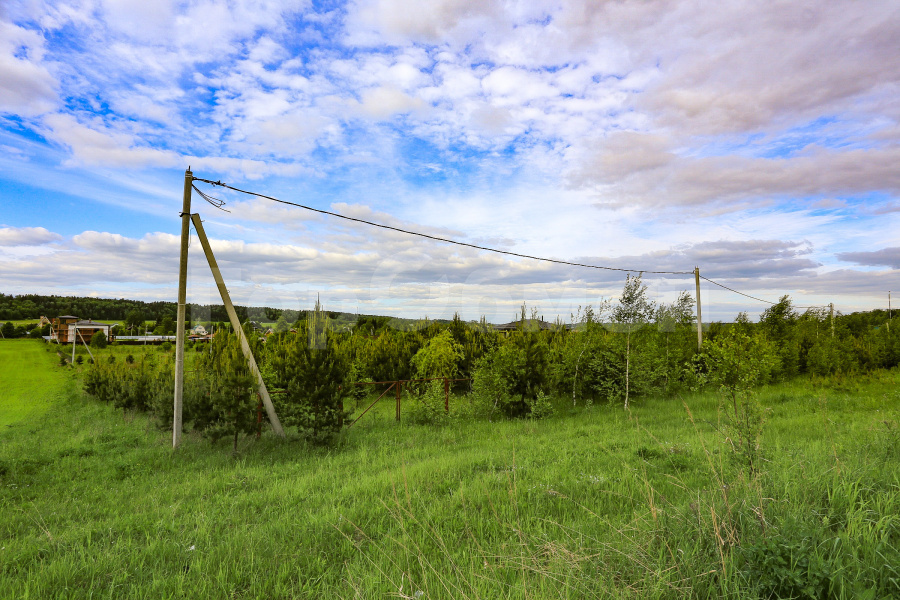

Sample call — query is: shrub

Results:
[410,330,463,380]
[526,389,554,419]
[159,341,173,352]
[90,330,108,349]
[703,330,778,476]
[407,380,450,426]
[738,520,832,600]
[469,347,513,419]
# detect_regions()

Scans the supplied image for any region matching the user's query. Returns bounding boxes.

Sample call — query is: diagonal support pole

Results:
[77,329,95,362]
[190,214,285,438]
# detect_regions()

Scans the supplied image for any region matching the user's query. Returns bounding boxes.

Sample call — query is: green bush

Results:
[738,520,832,600]
[410,330,463,380]
[469,346,513,419]
[407,380,450,426]
[702,329,778,476]
[526,389,554,419]
[90,330,108,349]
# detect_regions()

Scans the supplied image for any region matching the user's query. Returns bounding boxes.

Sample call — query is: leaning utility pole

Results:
[694,266,703,351]
[190,214,285,438]
[173,168,192,449]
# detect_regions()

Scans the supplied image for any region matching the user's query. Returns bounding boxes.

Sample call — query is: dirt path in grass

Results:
[0,340,72,428]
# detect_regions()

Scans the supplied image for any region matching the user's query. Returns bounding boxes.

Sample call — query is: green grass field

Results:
[0,341,76,427]
[1,340,899,598]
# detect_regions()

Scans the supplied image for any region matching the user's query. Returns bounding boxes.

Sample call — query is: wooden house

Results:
[51,316,111,344]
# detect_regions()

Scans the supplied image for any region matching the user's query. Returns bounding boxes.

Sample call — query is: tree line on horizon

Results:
[0,292,288,323]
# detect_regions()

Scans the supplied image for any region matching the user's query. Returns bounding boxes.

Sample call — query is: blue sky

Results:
[1,0,899,323]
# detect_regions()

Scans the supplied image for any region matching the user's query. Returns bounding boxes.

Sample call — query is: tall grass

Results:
[1,340,898,598]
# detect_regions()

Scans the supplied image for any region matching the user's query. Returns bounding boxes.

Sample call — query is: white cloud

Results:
[0,20,57,116]
[0,226,62,246]
[42,113,179,168]
[358,86,425,118]
[0,221,894,320]
[1,0,899,321]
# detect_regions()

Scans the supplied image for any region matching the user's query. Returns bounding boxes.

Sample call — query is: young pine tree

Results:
[195,332,259,452]
[282,340,350,444]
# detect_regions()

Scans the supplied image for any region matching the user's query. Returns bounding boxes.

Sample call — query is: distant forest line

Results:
[0,292,894,333]
[0,293,375,324]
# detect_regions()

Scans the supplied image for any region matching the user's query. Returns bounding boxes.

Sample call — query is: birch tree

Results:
[611,274,655,410]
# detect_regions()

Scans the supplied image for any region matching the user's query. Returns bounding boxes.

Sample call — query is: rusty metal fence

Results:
[348,378,470,427]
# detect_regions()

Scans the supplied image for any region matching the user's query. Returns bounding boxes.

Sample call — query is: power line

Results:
[191,176,830,310]
[192,177,693,276]
[700,275,826,309]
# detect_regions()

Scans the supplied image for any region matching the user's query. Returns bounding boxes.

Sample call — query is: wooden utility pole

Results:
[173,168,193,448]
[190,214,285,438]
[694,267,703,351]
[829,303,835,338]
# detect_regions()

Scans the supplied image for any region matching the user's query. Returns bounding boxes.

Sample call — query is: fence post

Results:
[396,381,401,422]
[444,378,449,412]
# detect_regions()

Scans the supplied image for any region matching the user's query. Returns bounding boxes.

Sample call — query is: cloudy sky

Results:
[1,0,899,323]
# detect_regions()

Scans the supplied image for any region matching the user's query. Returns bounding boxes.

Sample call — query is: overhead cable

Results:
[192,177,693,275]
[191,183,229,212]
[700,275,826,309]
[191,176,831,309]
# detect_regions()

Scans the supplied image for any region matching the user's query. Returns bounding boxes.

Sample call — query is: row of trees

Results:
[0,293,289,323]
[78,275,900,450]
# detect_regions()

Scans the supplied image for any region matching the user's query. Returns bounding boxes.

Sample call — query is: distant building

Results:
[50,315,79,343]
[191,324,208,336]
[51,316,111,344]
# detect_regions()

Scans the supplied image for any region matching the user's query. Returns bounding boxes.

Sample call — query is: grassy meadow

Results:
[1,339,899,598]
[0,341,75,428]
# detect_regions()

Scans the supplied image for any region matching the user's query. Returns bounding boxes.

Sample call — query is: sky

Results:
[1,0,899,324]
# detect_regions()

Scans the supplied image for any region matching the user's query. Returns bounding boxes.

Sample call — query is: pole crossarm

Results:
[190,213,286,438]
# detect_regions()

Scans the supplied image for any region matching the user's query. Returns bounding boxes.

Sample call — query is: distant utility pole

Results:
[694,267,703,351]
[829,303,835,338]
[173,167,193,449]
